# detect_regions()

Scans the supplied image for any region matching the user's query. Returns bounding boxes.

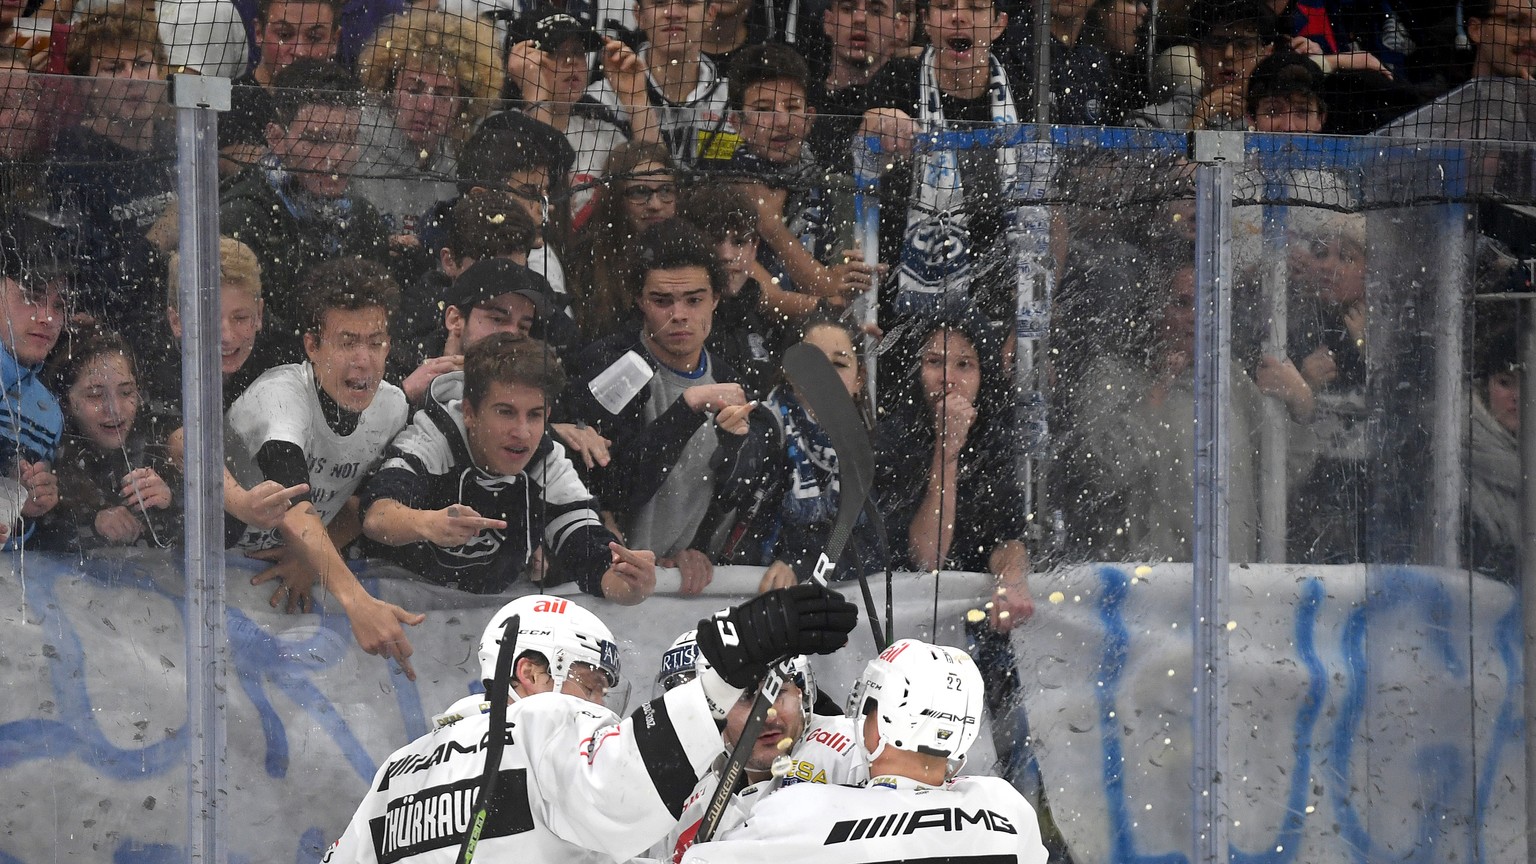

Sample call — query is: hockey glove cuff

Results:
[697,666,747,721]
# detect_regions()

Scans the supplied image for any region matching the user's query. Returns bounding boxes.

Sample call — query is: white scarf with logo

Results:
[896,46,1020,302]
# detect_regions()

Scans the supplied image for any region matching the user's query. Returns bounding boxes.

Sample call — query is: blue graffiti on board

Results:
[0,555,428,863]
[1091,563,1521,864]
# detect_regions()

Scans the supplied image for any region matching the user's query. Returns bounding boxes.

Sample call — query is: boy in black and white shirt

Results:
[361,333,655,603]
[225,257,422,676]
[586,0,737,167]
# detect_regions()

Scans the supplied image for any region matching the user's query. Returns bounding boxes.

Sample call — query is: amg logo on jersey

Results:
[378,728,512,791]
[369,770,532,864]
[824,807,1017,844]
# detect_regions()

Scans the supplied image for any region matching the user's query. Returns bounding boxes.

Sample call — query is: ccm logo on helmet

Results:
[532,599,569,614]
[824,807,1017,844]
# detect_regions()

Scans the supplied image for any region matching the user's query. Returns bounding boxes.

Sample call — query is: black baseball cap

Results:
[0,216,75,291]
[446,258,553,318]
[504,6,604,53]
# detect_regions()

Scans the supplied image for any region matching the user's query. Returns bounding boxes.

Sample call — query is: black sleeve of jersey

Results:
[255,440,313,503]
[358,460,429,513]
[631,698,705,819]
[549,513,618,597]
[710,403,777,512]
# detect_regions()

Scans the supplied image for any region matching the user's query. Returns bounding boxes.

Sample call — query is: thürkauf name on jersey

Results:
[368,771,533,864]
[824,807,1018,845]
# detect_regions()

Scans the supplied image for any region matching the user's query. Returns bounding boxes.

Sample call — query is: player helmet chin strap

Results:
[944,754,967,782]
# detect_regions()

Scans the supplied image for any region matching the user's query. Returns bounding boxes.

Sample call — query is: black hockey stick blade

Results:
[782,342,884,650]
[456,613,518,864]
[693,347,881,847]
[693,661,788,845]
[781,342,874,582]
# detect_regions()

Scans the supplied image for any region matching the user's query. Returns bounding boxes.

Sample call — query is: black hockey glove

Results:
[695,583,858,689]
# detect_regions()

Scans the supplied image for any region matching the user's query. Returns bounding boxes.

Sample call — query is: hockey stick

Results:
[455,614,518,864]
[782,342,884,651]
[692,345,877,847]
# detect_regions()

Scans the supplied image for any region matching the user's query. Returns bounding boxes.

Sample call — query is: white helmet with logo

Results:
[656,628,708,692]
[656,629,817,716]
[479,594,621,692]
[847,639,983,763]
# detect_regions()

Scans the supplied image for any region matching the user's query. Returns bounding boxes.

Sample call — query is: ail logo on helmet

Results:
[878,642,910,662]
[532,599,568,614]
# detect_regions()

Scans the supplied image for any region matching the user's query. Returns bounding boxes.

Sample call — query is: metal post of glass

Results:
[1257,203,1288,562]
[1521,294,1536,864]
[1031,0,1051,124]
[1190,130,1239,864]
[1430,207,1468,568]
[171,73,232,864]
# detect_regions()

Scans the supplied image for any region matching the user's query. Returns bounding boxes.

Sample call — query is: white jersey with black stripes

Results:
[656,713,870,863]
[323,680,727,864]
[678,774,1048,864]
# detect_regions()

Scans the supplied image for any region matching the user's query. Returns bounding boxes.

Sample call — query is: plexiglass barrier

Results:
[1,67,1532,864]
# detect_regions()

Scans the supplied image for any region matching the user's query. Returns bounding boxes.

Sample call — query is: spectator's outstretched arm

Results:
[362,497,507,547]
[600,541,657,604]
[268,500,425,679]
[987,539,1033,632]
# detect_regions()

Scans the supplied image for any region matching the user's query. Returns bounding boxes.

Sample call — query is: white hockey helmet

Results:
[657,628,708,692]
[846,639,983,761]
[656,629,817,716]
[478,594,621,692]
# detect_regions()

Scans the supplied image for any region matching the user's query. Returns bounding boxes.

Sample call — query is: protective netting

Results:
[2,2,1536,860]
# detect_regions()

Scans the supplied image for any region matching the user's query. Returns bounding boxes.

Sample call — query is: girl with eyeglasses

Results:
[565,141,681,343]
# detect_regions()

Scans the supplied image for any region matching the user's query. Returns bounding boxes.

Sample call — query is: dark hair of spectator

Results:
[1187,0,1278,42]
[0,217,77,291]
[1245,51,1325,115]
[1475,318,1519,383]
[727,43,811,112]
[628,218,727,299]
[678,181,759,243]
[885,298,1011,459]
[462,333,566,408]
[794,312,868,407]
[566,140,677,340]
[457,118,567,194]
[65,10,167,76]
[446,189,540,261]
[298,258,400,336]
[1464,0,1494,21]
[257,0,343,24]
[46,326,138,402]
[268,59,363,127]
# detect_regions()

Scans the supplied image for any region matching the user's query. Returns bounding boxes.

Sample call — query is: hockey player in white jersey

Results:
[323,585,858,864]
[654,629,867,863]
[679,639,1049,864]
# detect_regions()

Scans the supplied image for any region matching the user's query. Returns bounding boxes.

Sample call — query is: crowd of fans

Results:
[0,0,1531,668]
